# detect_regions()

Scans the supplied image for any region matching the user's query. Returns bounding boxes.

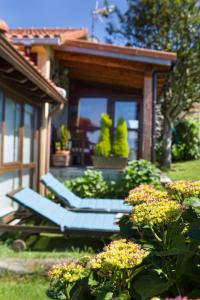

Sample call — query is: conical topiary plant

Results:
[59,124,69,150]
[94,113,112,157]
[112,118,129,157]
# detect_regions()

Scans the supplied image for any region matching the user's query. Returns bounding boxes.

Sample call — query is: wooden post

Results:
[141,72,153,161]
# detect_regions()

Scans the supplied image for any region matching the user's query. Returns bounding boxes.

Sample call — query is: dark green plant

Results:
[119,184,200,299]
[65,170,109,199]
[94,114,112,157]
[112,118,129,157]
[172,119,200,161]
[118,159,160,198]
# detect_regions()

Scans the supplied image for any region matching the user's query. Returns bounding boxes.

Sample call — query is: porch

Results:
[51,39,176,167]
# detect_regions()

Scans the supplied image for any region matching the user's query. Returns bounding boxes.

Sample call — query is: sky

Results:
[0,0,127,41]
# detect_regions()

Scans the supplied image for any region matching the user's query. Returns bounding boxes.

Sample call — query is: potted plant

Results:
[92,114,129,169]
[52,124,71,167]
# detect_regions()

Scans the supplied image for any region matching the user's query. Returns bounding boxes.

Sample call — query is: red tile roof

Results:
[8,28,88,43]
[0,31,66,104]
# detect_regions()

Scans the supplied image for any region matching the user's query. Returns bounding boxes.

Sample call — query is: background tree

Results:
[106,0,200,167]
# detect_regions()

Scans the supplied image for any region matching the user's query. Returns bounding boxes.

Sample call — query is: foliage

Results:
[119,182,200,299]
[172,119,200,162]
[106,0,200,167]
[56,124,70,151]
[94,114,112,157]
[47,240,148,300]
[65,170,109,199]
[65,160,160,199]
[118,160,160,198]
[112,118,129,157]
[47,181,200,299]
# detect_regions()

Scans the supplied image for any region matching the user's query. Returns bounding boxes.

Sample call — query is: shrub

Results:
[119,160,160,197]
[65,170,109,198]
[47,182,200,299]
[60,124,69,150]
[64,160,160,199]
[112,118,129,157]
[94,113,112,157]
[47,240,148,299]
[119,182,200,299]
[172,119,200,161]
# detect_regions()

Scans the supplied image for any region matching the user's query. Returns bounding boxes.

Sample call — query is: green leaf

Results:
[189,219,200,243]
[133,274,173,300]
[115,290,131,300]
[95,289,114,300]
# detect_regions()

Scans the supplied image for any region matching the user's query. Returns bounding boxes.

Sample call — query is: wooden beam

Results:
[56,51,149,73]
[141,73,153,160]
[70,71,144,89]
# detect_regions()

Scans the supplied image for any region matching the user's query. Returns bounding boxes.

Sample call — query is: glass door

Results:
[114,100,139,160]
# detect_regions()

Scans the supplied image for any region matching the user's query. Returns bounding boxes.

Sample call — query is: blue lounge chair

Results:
[7,188,120,236]
[41,173,132,213]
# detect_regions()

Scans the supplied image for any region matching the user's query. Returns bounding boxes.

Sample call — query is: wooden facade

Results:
[0,27,66,218]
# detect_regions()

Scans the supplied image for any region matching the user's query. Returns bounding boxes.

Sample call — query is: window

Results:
[78,98,107,128]
[4,97,21,163]
[69,91,140,165]
[0,90,3,157]
[114,101,138,129]
[23,104,35,164]
[114,100,139,160]
[0,170,20,216]
[0,89,39,214]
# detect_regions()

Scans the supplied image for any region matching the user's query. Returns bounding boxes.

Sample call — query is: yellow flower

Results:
[130,199,182,226]
[167,180,200,200]
[90,239,149,271]
[125,184,169,205]
[49,262,85,283]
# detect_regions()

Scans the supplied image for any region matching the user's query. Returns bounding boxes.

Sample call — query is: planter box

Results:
[92,156,128,169]
[52,151,71,167]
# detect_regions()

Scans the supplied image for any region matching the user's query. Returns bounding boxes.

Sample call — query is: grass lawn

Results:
[0,235,95,259]
[0,234,104,259]
[166,159,200,181]
[0,235,103,299]
[0,274,49,300]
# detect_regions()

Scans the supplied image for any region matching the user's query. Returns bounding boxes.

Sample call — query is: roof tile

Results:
[8,28,88,43]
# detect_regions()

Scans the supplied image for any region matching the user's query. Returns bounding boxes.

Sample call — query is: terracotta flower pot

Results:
[52,150,71,167]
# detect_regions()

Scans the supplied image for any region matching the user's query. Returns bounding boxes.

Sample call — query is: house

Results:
[7,24,177,168]
[0,18,177,220]
[0,20,66,221]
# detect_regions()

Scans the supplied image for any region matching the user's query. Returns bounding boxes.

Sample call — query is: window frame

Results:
[0,87,39,189]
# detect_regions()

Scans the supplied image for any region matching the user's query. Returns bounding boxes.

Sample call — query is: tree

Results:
[106,0,200,167]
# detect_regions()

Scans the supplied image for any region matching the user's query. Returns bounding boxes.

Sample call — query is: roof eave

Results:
[62,45,174,66]
[0,34,66,105]
[11,37,61,46]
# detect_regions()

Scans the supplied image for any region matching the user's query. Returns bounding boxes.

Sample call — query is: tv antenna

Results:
[91,0,115,40]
